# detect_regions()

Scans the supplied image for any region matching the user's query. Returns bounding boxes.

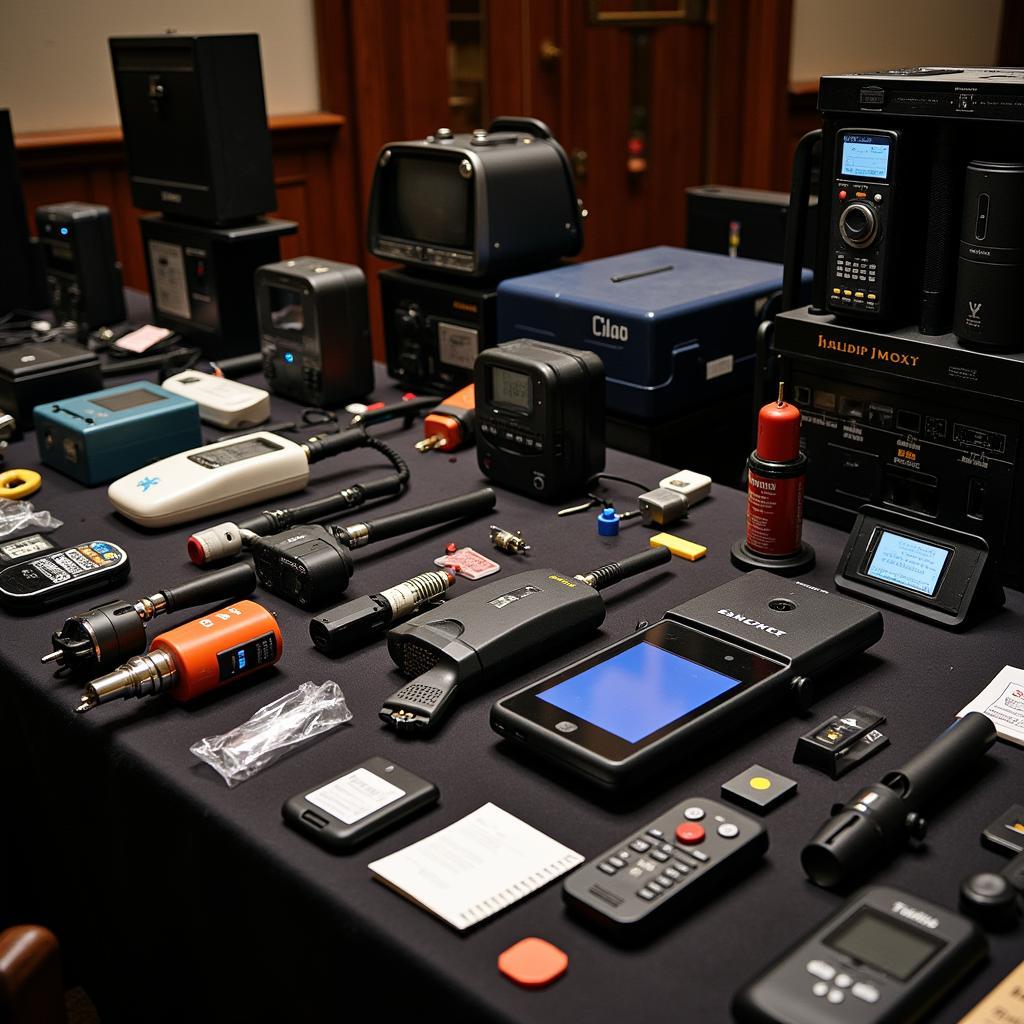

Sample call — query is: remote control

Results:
[563,796,768,934]
[0,540,130,612]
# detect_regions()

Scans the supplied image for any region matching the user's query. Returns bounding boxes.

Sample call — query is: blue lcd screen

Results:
[866,530,950,596]
[537,642,739,743]
[841,138,891,180]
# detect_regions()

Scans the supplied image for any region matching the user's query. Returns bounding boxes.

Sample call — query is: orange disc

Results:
[497,937,568,989]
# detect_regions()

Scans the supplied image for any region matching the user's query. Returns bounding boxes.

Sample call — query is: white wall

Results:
[0,0,320,134]
[790,0,1003,83]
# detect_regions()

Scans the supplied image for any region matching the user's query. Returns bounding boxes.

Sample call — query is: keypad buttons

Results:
[806,960,836,982]
[683,806,705,821]
[812,982,829,998]
[852,983,880,1004]
[827,989,845,1005]
[717,823,740,839]
[834,974,852,989]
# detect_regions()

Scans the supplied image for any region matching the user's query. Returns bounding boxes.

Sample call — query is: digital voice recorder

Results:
[491,571,883,790]
[733,886,987,1024]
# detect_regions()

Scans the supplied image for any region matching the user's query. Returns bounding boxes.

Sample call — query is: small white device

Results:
[659,469,712,506]
[108,432,312,529]
[161,370,271,429]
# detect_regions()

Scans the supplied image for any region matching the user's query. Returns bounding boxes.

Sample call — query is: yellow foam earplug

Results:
[0,468,42,500]
[649,532,706,561]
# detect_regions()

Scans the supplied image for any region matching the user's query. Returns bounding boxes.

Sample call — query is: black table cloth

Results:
[1,368,1021,1023]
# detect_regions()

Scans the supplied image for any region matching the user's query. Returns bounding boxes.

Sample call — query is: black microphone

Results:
[802,712,996,888]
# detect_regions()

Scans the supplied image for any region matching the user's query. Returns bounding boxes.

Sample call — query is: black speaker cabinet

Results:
[0,110,46,314]
[109,34,276,225]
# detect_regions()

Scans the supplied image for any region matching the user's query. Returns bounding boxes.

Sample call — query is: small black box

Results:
[257,257,373,408]
[0,340,102,433]
[36,202,126,330]
[110,34,276,225]
[0,110,46,315]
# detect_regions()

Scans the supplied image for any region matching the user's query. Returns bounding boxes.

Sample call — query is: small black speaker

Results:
[954,160,1024,351]
[109,34,276,225]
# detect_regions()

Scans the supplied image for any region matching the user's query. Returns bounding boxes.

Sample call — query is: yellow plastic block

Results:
[649,532,707,561]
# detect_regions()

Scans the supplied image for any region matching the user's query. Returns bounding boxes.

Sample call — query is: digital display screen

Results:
[825,908,944,981]
[865,530,951,596]
[537,642,741,743]
[841,135,891,179]
[381,157,472,249]
[491,367,530,410]
[188,437,282,469]
[91,389,166,412]
[268,285,304,332]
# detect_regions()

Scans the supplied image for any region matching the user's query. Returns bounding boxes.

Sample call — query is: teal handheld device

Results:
[35,382,202,485]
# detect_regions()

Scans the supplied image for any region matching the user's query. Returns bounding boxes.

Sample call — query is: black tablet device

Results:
[492,570,884,791]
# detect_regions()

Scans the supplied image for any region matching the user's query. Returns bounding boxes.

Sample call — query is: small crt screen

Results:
[865,530,950,596]
[825,907,944,981]
[92,388,166,412]
[841,135,891,179]
[381,157,472,249]
[537,642,740,743]
[491,366,530,410]
[269,285,304,332]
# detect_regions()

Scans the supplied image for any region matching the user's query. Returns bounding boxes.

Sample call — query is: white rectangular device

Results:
[659,469,712,506]
[107,431,311,528]
[161,370,271,429]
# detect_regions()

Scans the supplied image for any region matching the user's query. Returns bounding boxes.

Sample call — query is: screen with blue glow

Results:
[537,642,740,743]
[237,649,247,669]
[841,138,891,180]
[866,530,950,596]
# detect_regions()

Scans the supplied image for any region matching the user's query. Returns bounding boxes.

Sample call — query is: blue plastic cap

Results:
[597,507,620,537]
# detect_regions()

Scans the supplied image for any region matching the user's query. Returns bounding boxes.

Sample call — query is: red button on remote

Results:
[675,822,705,845]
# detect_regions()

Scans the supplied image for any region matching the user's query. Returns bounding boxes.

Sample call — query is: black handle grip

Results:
[883,711,996,811]
[162,563,257,613]
[364,487,496,543]
[586,545,671,591]
[303,427,368,463]
[782,129,821,314]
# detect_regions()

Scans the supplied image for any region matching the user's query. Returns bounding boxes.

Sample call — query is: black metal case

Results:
[0,340,102,432]
[109,34,275,225]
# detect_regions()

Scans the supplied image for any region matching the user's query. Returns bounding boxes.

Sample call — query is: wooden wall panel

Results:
[16,115,349,293]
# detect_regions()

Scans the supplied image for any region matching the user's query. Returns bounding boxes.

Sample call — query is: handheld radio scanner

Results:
[380,546,671,734]
[43,562,257,678]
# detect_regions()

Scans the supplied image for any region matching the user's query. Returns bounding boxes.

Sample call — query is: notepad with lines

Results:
[368,803,584,930]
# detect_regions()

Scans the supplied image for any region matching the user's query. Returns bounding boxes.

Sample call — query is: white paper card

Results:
[368,802,583,930]
[306,767,406,824]
[958,665,1024,748]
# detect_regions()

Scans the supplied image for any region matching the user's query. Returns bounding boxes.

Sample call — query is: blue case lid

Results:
[498,246,795,316]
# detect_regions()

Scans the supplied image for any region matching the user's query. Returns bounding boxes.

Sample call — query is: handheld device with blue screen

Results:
[492,570,884,791]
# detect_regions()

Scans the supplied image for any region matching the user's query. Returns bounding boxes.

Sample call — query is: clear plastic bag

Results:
[190,681,352,787]
[0,501,62,537]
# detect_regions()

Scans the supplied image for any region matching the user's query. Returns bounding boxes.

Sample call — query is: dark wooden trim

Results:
[998,0,1024,65]
[15,113,344,153]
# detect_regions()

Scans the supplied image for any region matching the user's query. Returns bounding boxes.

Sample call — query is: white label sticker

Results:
[437,322,479,370]
[148,240,190,319]
[305,767,406,824]
[706,354,734,381]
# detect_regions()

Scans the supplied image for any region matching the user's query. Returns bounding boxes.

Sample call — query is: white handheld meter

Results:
[161,370,271,429]
[108,432,311,528]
